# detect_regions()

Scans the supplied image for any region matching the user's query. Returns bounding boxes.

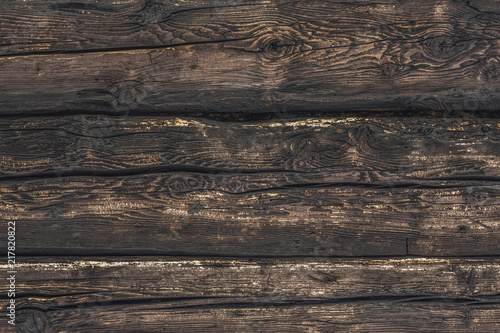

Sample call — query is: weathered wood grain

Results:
[4,302,500,332]
[2,116,500,256]
[1,258,499,332]
[6,257,500,305]
[3,0,500,330]
[2,116,500,180]
[2,0,497,56]
[2,0,500,113]
[2,171,500,256]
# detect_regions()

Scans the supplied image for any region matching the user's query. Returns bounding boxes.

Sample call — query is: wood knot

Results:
[287,136,317,169]
[264,39,289,59]
[224,27,302,61]
[258,32,298,60]
[477,58,500,82]
[17,310,49,333]
[379,62,398,77]
[111,80,146,110]
[138,0,171,25]
[481,125,491,133]
[465,189,489,205]
[423,36,470,59]
[348,124,375,142]
[227,177,244,193]
[168,176,202,193]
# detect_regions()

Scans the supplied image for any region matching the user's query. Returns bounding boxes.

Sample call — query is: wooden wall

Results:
[1,0,500,331]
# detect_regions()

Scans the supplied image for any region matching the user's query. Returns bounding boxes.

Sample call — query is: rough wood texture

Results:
[4,302,500,332]
[3,1,500,330]
[2,116,500,256]
[1,258,499,332]
[3,172,500,256]
[2,116,500,179]
[2,0,495,56]
[2,0,500,113]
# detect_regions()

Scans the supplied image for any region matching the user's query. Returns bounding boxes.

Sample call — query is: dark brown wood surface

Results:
[1,116,500,257]
[2,116,500,178]
[3,171,500,256]
[2,0,500,331]
[1,257,500,332]
[2,0,500,114]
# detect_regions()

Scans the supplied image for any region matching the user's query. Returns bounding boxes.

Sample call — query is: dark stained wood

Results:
[2,116,500,179]
[7,257,500,304]
[2,172,500,256]
[1,258,499,332]
[2,0,500,113]
[0,0,282,55]
[2,0,497,56]
[3,1,500,330]
[5,302,500,332]
[2,116,500,256]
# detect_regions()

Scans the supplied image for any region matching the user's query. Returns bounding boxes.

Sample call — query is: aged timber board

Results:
[1,0,500,113]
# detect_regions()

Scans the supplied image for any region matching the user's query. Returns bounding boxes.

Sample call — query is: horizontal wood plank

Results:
[4,302,500,332]
[2,173,500,256]
[1,116,500,180]
[1,0,500,113]
[2,116,500,256]
[1,258,499,332]
[3,0,500,330]
[1,0,496,56]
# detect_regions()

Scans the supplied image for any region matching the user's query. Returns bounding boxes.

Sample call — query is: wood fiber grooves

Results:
[1,258,500,332]
[1,116,500,179]
[2,0,500,113]
[1,116,500,257]
[3,0,500,331]
[5,303,500,332]
[2,173,500,256]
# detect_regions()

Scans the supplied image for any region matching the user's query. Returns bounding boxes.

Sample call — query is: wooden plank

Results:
[0,0,288,55]
[2,172,500,256]
[1,0,496,56]
[1,258,499,332]
[1,0,500,113]
[1,116,500,180]
[2,116,500,256]
[6,257,500,304]
[4,302,500,332]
